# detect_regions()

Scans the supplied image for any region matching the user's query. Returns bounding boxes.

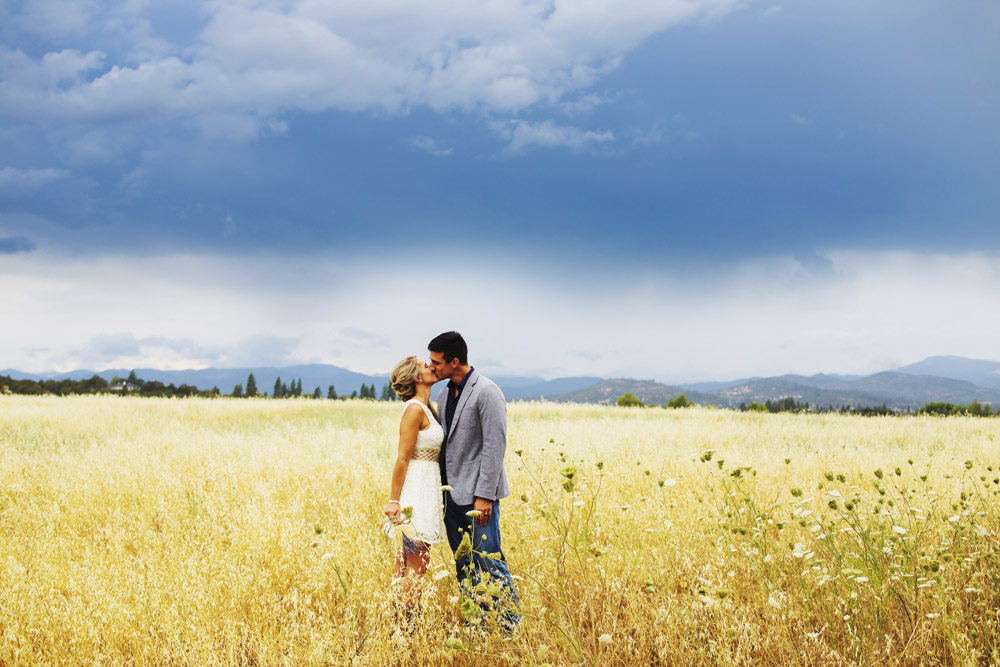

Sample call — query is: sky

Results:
[1,0,999,383]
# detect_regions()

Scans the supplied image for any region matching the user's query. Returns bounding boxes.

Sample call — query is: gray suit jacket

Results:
[437,369,510,506]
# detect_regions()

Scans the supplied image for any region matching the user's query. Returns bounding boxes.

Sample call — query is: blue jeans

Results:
[443,495,520,627]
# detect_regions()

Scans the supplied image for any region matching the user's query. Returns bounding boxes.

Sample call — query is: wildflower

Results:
[664,478,676,487]
[454,532,472,560]
[892,525,907,535]
[321,552,334,562]
[466,510,482,518]
[445,637,466,650]
[806,632,820,639]
[620,504,631,511]
[460,598,479,620]
[560,466,577,479]
[700,450,714,462]
[874,468,884,479]
[573,500,585,507]
[965,460,974,470]
[598,634,612,644]
[433,570,450,581]
[925,613,940,619]
[854,576,869,583]
[441,485,454,492]
[763,554,773,564]
[948,515,960,523]
[514,449,523,457]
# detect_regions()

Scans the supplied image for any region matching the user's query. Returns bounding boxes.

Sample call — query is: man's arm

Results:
[473,382,507,503]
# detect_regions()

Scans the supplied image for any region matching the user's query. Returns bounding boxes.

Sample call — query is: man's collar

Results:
[448,366,475,390]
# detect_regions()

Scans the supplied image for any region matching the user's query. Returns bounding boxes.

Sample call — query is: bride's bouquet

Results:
[381,505,421,554]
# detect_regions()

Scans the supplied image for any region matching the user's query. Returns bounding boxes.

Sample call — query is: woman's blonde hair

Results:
[390,356,422,401]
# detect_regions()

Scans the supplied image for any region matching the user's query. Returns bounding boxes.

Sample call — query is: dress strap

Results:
[404,399,432,416]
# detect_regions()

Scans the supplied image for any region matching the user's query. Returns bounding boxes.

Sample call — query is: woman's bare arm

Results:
[383,403,426,517]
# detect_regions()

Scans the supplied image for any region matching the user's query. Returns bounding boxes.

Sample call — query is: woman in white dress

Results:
[383,356,446,588]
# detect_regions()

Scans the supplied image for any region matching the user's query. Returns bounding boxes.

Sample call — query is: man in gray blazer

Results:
[428,331,519,629]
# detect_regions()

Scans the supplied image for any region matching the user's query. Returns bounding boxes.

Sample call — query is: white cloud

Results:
[1,0,740,133]
[494,119,614,154]
[792,113,811,125]
[408,136,452,156]
[2,246,999,382]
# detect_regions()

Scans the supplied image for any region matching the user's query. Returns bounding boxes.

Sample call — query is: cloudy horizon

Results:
[2,0,998,383]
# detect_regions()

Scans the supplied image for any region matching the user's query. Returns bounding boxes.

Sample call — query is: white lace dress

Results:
[398,399,446,545]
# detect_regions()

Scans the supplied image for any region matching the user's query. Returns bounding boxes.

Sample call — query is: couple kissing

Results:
[383,331,519,631]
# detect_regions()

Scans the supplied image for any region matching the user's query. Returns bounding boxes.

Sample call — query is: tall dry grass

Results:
[0,395,997,665]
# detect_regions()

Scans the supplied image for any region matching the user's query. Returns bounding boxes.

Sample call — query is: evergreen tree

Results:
[231,384,243,398]
[273,377,283,398]
[295,379,303,397]
[246,373,258,398]
[380,383,394,401]
[327,385,338,400]
[312,386,321,399]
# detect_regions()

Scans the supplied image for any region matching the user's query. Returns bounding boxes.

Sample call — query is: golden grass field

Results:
[1,395,998,666]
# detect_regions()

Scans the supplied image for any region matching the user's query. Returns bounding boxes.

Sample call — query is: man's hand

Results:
[473,497,492,527]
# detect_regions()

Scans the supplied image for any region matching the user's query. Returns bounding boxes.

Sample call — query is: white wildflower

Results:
[892,525,907,535]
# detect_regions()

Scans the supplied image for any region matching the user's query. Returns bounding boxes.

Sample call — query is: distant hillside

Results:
[893,356,1000,390]
[551,378,714,406]
[6,355,1000,410]
[503,376,604,400]
[550,371,1000,411]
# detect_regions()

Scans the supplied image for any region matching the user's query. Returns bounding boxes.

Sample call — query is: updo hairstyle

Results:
[390,356,421,401]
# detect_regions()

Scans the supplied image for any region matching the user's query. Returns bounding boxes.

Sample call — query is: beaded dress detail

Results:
[398,399,446,545]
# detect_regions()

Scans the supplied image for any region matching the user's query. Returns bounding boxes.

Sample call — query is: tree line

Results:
[1,371,398,402]
[0,371,218,398]
[229,373,396,401]
[616,392,997,417]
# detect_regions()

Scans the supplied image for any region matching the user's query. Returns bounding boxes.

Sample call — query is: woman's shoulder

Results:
[402,399,431,416]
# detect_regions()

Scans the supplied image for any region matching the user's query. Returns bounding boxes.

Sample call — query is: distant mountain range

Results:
[4,356,999,410]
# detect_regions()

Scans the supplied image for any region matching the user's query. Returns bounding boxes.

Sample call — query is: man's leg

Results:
[444,498,520,628]
[443,494,472,586]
